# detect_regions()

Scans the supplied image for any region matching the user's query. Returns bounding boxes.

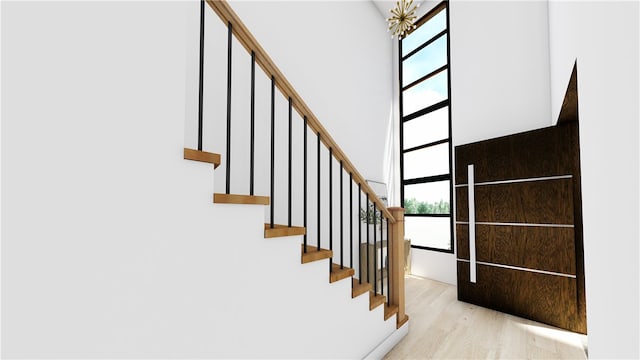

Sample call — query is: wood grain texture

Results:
[567,121,587,334]
[329,263,355,283]
[370,292,386,311]
[557,62,578,125]
[455,124,576,185]
[213,193,269,205]
[389,207,408,329]
[352,278,373,298]
[264,224,305,238]
[456,179,574,224]
[384,304,399,321]
[454,119,586,334]
[457,262,584,334]
[300,244,332,264]
[183,148,221,168]
[457,224,576,275]
[397,314,409,329]
[205,0,394,223]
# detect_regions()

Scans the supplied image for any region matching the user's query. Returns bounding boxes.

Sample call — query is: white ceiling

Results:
[371,0,433,22]
[371,0,398,19]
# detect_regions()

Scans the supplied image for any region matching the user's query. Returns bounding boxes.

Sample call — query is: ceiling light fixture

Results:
[387,0,420,39]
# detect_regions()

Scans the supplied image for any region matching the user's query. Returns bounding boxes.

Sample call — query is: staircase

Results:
[182,0,408,357]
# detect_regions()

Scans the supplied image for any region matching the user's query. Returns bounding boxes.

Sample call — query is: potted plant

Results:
[359,203,382,225]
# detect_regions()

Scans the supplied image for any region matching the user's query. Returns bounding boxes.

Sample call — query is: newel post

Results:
[388,207,409,329]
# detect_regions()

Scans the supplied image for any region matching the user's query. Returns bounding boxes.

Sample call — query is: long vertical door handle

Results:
[468,164,476,283]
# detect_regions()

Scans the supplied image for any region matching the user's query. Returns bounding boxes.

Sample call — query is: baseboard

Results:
[363,320,409,360]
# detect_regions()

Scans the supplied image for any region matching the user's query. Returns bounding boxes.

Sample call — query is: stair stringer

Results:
[205,201,397,358]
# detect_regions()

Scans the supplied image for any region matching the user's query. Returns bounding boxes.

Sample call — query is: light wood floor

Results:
[384,275,588,359]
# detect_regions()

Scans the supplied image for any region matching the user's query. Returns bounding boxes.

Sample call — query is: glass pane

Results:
[403,106,449,150]
[401,9,447,57]
[403,142,450,180]
[405,216,451,250]
[402,35,448,87]
[402,70,448,116]
[403,180,450,215]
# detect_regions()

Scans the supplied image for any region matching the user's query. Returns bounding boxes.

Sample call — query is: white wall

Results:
[182,0,395,273]
[410,249,457,285]
[548,1,639,358]
[450,0,552,145]
[409,0,553,284]
[225,0,393,186]
[1,1,399,357]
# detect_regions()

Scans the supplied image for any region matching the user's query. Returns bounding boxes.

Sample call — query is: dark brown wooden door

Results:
[454,121,587,334]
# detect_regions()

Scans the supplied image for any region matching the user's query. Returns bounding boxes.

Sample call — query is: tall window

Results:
[399,1,453,252]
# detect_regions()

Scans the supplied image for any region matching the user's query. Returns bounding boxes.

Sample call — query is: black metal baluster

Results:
[270,75,275,228]
[288,98,292,227]
[350,173,353,270]
[197,0,204,151]
[250,51,255,195]
[303,116,308,252]
[386,216,391,306]
[376,209,382,295]
[366,194,370,284]
[317,132,321,251]
[373,202,377,294]
[340,161,344,269]
[225,22,232,194]
[358,184,362,284]
[329,148,333,272]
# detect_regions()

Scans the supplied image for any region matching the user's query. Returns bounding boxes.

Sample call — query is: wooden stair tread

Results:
[352,278,372,298]
[264,224,306,238]
[301,244,332,264]
[397,314,409,329]
[184,148,221,168]
[384,304,399,321]
[329,263,355,283]
[213,193,269,205]
[369,291,386,311]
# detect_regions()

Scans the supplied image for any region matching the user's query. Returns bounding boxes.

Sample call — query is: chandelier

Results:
[387,0,420,39]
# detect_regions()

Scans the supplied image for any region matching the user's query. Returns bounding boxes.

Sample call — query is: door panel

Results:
[457,262,580,333]
[455,124,578,184]
[455,121,586,334]
[457,224,576,275]
[456,179,574,224]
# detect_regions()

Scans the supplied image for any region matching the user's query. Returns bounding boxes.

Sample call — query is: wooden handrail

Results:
[206,0,395,223]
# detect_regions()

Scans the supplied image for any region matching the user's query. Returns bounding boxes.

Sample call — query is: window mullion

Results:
[399,2,453,252]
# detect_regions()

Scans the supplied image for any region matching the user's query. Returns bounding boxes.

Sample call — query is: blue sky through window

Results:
[402,69,448,115]
[401,9,447,57]
[403,34,448,86]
